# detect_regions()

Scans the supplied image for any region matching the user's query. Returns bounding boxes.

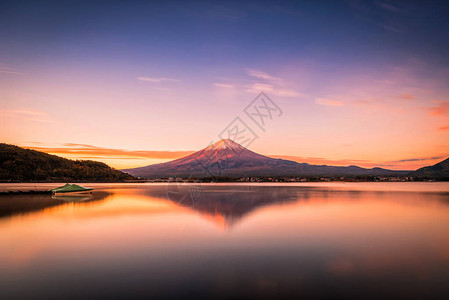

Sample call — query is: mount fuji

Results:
[122,139,409,178]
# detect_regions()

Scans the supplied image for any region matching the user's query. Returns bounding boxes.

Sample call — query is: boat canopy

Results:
[51,183,93,193]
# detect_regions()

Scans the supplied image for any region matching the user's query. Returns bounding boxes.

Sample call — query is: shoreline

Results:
[1,181,449,195]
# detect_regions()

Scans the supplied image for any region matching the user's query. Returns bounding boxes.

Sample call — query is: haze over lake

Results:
[1,182,449,299]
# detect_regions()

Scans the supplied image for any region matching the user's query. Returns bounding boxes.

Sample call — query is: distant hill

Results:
[123,139,410,178]
[0,143,134,182]
[411,157,449,180]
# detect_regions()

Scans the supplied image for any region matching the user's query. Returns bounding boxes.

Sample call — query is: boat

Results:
[51,183,93,196]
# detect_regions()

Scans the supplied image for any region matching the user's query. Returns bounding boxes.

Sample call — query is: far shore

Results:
[1,181,449,195]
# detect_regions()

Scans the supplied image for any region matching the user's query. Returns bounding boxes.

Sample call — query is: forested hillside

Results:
[0,143,134,182]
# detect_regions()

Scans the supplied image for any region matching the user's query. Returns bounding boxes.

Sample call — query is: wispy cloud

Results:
[137,77,180,83]
[275,89,302,97]
[394,93,414,100]
[243,69,302,97]
[246,82,274,92]
[0,66,27,76]
[374,1,404,13]
[347,0,411,34]
[439,125,449,131]
[206,5,246,21]
[25,143,194,160]
[245,83,301,97]
[389,156,445,163]
[246,69,281,82]
[213,83,235,89]
[177,4,246,22]
[380,24,405,33]
[315,98,344,106]
[0,109,52,123]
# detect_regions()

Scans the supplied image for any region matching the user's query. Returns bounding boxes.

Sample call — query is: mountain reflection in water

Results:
[146,185,307,229]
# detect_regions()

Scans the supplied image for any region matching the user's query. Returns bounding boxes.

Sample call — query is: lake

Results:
[1,182,449,299]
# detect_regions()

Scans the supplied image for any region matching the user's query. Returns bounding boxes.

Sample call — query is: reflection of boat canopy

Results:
[51,183,93,195]
[52,195,93,202]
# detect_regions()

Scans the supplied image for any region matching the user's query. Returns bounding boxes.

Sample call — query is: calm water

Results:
[1,182,449,299]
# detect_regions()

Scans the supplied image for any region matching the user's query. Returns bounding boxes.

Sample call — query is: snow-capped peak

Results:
[206,139,245,152]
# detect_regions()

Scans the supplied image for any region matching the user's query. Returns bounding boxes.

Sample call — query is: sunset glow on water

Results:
[1,183,449,298]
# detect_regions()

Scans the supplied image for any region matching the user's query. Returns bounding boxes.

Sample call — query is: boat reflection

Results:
[51,195,93,202]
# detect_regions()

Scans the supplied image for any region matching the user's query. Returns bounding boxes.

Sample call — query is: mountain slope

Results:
[123,139,409,178]
[0,143,134,182]
[411,157,449,180]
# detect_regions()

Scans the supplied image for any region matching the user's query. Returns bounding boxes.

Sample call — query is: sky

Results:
[1,0,449,170]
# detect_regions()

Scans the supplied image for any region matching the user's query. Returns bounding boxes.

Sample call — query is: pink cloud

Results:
[395,93,414,100]
[429,101,449,116]
[0,109,52,123]
[246,69,281,81]
[213,83,235,89]
[137,77,180,83]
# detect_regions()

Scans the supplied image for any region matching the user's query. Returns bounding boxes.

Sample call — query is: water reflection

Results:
[162,186,305,229]
[52,195,94,202]
[140,185,449,229]
[0,191,110,220]
[1,184,449,299]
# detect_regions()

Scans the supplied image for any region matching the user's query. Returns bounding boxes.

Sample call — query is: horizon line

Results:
[15,142,447,171]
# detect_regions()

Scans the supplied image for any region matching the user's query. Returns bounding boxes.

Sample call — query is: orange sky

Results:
[1,63,448,171]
